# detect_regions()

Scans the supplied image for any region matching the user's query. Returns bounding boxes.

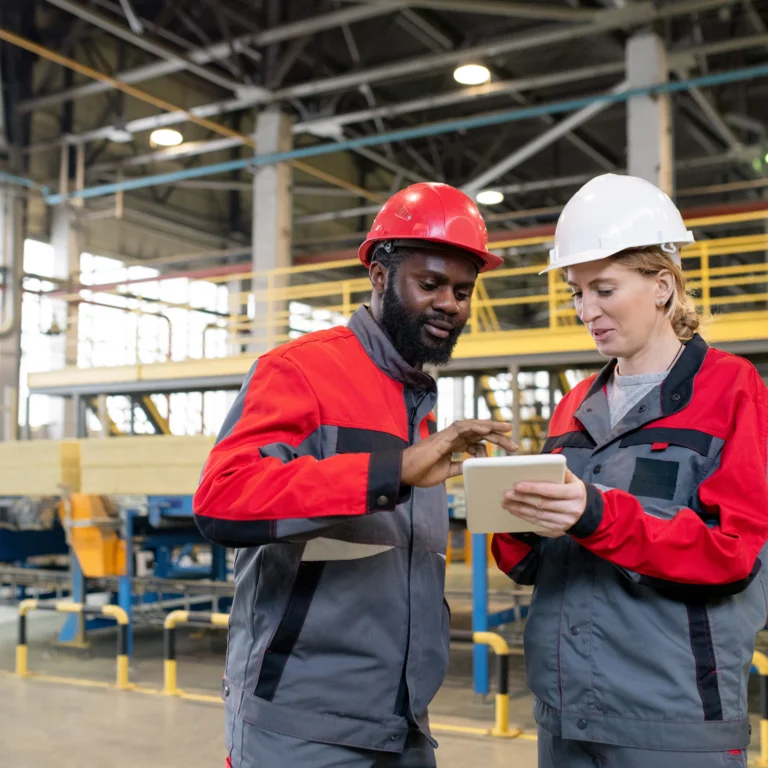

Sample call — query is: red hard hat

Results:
[358,182,504,273]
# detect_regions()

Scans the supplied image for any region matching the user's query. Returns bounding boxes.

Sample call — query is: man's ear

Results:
[370,262,387,295]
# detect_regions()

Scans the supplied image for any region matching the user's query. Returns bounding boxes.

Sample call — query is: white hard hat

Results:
[541,173,694,274]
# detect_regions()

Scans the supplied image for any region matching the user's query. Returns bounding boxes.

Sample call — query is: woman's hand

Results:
[503,469,587,538]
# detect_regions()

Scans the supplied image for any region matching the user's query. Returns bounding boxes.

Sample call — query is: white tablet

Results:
[463,454,567,534]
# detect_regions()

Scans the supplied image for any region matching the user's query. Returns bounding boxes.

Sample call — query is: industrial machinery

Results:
[0,435,229,654]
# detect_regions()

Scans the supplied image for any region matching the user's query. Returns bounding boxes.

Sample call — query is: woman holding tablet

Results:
[492,173,768,768]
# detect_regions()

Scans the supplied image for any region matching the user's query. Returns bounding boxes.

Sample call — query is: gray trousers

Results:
[538,728,747,768]
[229,727,436,768]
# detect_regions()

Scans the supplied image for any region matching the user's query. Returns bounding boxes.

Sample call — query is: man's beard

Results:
[379,278,464,367]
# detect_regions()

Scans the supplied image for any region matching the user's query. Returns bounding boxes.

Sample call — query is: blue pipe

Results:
[0,171,51,196]
[16,62,768,206]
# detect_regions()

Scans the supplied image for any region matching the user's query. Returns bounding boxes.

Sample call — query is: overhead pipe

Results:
[30,62,768,206]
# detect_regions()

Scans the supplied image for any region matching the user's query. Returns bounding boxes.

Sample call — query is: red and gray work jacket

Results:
[493,335,768,752]
[194,305,450,764]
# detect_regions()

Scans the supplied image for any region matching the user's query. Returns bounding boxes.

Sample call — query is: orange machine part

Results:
[59,494,126,578]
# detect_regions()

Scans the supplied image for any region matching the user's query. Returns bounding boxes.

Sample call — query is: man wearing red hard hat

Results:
[194,182,511,767]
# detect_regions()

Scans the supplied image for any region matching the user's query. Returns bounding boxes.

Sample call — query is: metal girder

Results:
[33,9,756,154]
[462,81,630,194]
[43,0,246,93]
[19,2,403,112]
[342,0,599,22]
[397,8,454,51]
[682,78,743,149]
[296,205,380,224]
[117,0,143,35]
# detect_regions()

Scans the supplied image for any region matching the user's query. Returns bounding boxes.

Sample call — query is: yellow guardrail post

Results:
[163,610,229,695]
[101,605,130,689]
[449,629,517,737]
[753,651,768,767]
[473,631,512,737]
[16,600,130,688]
[16,599,38,677]
[163,610,190,695]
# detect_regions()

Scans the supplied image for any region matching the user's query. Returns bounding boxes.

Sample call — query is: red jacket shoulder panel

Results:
[252,326,408,440]
[548,374,598,435]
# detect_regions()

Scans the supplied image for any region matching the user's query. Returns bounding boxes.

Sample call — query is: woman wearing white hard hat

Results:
[493,173,768,767]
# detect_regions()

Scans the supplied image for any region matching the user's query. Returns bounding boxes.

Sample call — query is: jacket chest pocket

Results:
[619,428,715,504]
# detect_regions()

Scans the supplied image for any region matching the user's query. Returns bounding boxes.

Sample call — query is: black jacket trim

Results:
[620,427,713,457]
[255,562,325,701]
[686,603,723,721]
[568,483,604,539]
[543,430,596,453]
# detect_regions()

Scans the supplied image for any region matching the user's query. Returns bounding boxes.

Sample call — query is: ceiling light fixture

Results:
[149,128,184,147]
[476,189,504,205]
[453,64,491,86]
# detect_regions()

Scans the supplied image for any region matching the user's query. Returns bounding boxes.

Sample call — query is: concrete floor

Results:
[0,588,542,768]
[0,571,765,768]
[0,676,539,768]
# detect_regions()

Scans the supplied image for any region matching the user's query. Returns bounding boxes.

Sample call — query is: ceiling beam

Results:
[42,0,246,93]
[31,5,756,151]
[341,0,599,22]
[462,81,629,193]
[20,2,403,112]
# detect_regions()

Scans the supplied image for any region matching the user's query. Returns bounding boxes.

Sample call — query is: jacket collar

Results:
[575,333,709,445]
[347,305,437,392]
[582,333,708,414]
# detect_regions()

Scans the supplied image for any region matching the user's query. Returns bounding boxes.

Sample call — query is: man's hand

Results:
[502,469,587,538]
[401,420,516,488]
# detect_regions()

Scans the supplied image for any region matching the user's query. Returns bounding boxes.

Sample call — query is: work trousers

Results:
[538,728,747,768]
[227,727,436,768]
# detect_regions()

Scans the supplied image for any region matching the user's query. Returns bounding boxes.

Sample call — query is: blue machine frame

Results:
[471,532,527,696]
[59,495,228,655]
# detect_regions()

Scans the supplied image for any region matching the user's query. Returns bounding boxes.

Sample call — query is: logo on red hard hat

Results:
[395,206,412,222]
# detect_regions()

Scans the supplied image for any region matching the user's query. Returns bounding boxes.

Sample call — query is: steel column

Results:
[627,32,673,194]
[252,109,292,353]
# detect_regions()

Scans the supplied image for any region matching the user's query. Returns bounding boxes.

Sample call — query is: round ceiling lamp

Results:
[453,64,491,86]
[476,189,504,205]
[149,128,184,147]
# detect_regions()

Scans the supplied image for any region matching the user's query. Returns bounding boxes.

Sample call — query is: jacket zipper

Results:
[394,388,428,716]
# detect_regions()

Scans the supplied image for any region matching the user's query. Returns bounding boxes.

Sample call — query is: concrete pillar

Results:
[0,188,23,441]
[626,32,673,194]
[251,108,293,352]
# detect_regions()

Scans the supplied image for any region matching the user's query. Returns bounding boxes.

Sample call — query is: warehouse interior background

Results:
[2,1,768,766]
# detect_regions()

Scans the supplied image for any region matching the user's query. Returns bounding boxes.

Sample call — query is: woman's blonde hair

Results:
[613,246,700,341]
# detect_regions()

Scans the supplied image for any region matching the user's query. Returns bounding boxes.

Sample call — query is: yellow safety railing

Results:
[16,599,130,689]
[197,225,768,354]
[32,209,768,364]
[448,629,518,738]
[163,610,229,696]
